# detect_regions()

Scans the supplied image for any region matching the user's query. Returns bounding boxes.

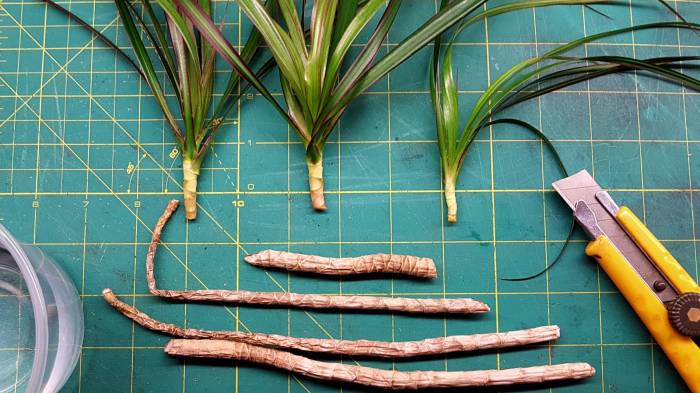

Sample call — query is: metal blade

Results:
[552,170,602,211]
[553,170,678,303]
[574,201,604,239]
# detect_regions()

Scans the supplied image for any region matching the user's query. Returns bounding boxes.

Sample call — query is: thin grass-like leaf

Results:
[167,15,192,151]
[43,0,145,80]
[208,0,278,129]
[198,56,278,156]
[656,0,697,34]
[485,119,574,281]
[152,0,200,62]
[114,0,183,143]
[136,0,179,91]
[441,48,459,162]
[501,57,699,110]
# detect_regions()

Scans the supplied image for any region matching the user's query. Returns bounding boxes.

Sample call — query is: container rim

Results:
[0,223,48,393]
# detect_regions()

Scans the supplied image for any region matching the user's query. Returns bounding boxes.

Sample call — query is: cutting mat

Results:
[0,1,698,392]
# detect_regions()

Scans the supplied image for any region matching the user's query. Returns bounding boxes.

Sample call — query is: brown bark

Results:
[103,288,557,358]
[244,250,437,278]
[152,288,488,314]
[165,339,595,390]
[147,201,489,314]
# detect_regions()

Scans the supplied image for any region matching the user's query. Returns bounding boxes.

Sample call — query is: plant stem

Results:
[306,154,326,211]
[148,200,489,314]
[182,157,200,220]
[165,339,596,389]
[244,250,438,278]
[104,288,559,358]
[444,172,457,223]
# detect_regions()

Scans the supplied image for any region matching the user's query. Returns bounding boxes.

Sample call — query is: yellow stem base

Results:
[307,158,326,211]
[183,159,200,220]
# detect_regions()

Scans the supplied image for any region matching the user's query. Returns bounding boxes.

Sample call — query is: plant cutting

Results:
[44,0,277,220]
[244,250,438,278]
[178,0,609,211]
[148,200,489,314]
[104,288,560,358]
[431,18,700,223]
[166,339,596,389]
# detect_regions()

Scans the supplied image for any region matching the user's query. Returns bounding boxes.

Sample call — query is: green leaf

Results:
[354,0,487,95]
[153,0,201,70]
[331,0,359,51]
[566,55,700,90]
[322,0,391,104]
[166,15,193,154]
[306,0,339,117]
[441,47,459,161]
[314,0,401,143]
[656,0,697,34]
[235,0,307,97]
[451,0,605,41]
[278,0,308,61]
[282,74,312,142]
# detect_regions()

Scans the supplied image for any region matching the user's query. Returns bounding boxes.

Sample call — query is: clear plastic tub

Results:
[0,224,83,393]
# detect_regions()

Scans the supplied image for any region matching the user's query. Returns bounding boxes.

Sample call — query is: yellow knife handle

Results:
[616,206,700,294]
[586,236,700,393]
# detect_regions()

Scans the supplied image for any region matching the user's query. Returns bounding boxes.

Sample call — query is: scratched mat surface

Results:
[1,1,699,392]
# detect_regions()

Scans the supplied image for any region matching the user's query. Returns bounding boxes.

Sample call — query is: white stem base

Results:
[445,179,457,223]
[307,158,326,211]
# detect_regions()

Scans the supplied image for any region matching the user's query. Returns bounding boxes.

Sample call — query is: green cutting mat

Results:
[1,1,699,392]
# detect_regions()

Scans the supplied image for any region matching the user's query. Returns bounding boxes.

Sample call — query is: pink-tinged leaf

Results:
[175,0,297,130]
[168,16,188,94]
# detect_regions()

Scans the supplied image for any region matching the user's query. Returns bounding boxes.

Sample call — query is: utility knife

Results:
[553,170,700,392]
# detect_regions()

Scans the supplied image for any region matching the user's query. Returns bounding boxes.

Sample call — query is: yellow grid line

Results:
[579,5,605,391]
[386,17,396,377]
[76,2,89,391]
[483,5,501,374]
[675,0,700,297]
[7,2,24,391]
[628,3,655,391]
[531,10,555,392]
[235,5,241,392]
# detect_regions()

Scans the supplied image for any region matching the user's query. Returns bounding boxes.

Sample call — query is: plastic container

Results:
[0,224,83,393]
